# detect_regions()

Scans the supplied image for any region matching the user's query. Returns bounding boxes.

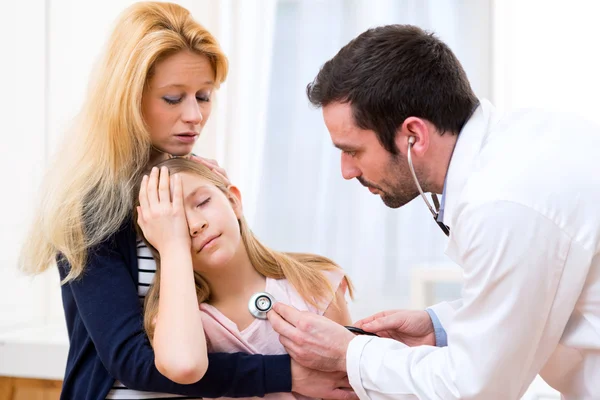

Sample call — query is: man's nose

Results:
[341,154,361,180]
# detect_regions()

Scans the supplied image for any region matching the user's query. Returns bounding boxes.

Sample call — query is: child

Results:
[136,158,353,399]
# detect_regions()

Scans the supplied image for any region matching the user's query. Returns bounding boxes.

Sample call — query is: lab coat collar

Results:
[441,98,498,229]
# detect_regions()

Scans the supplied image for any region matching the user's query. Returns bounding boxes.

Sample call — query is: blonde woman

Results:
[20,2,353,400]
[136,159,354,399]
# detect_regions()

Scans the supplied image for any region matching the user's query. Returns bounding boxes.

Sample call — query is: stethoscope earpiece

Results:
[248,292,275,319]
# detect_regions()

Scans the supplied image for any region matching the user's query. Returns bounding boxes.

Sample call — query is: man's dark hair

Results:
[307,24,478,154]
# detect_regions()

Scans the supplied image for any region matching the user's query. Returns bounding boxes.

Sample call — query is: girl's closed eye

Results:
[197,197,211,208]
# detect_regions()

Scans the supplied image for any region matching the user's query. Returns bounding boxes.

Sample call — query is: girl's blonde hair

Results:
[139,159,354,341]
[20,2,228,282]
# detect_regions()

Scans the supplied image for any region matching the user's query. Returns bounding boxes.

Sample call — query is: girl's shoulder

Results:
[267,269,345,315]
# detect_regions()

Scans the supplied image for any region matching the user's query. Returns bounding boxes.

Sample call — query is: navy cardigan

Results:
[58,218,291,399]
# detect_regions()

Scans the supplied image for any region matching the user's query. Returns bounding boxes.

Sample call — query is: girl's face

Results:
[178,172,244,271]
[142,50,215,157]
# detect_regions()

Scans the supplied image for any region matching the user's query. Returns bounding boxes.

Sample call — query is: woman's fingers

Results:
[191,155,231,185]
[210,167,230,184]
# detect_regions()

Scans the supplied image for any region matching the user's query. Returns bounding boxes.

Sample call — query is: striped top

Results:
[105,240,198,399]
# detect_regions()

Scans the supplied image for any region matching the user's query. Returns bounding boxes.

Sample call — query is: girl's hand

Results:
[137,166,191,254]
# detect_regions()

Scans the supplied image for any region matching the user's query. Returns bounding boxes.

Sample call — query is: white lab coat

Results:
[346,100,600,399]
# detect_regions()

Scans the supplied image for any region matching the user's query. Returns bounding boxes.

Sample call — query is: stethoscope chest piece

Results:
[248,292,275,319]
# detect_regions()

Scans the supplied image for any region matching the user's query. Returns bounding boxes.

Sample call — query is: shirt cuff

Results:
[347,335,375,400]
[426,308,448,347]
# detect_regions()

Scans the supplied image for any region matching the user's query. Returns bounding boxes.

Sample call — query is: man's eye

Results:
[344,150,357,157]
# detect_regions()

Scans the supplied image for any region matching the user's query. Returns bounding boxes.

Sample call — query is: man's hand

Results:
[354,309,436,346]
[268,303,355,372]
[291,360,358,400]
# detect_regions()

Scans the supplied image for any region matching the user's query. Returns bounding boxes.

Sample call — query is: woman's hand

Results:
[137,166,190,254]
[190,155,230,185]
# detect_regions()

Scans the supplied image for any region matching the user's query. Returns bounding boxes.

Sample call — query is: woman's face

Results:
[177,172,244,271]
[142,50,215,157]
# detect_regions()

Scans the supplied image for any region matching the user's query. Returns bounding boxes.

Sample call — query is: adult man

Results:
[268,24,600,399]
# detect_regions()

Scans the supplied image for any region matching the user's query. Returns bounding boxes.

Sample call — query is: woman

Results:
[19,2,332,399]
[136,159,353,399]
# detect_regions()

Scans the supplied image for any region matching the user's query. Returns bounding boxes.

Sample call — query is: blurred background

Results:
[2,0,600,398]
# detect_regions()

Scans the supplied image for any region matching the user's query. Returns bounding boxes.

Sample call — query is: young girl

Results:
[136,158,354,399]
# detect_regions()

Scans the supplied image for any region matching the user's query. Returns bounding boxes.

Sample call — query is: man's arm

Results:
[425,308,447,347]
[426,298,463,347]
[347,201,588,399]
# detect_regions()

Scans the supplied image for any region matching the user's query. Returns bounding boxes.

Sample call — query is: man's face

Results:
[322,102,420,208]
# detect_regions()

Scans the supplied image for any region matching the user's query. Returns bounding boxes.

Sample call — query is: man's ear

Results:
[395,117,431,157]
[227,185,243,218]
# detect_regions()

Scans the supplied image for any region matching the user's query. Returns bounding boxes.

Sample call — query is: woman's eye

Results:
[163,96,182,105]
[196,94,211,102]
[197,198,211,208]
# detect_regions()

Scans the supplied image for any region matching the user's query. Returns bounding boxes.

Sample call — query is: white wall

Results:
[493,0,600,122]
[0,0,48,330]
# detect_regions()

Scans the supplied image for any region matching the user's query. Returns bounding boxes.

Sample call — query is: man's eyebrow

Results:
[332,142,358,151]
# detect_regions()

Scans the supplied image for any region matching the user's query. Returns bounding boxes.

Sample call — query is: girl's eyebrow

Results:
[185,185,211,202]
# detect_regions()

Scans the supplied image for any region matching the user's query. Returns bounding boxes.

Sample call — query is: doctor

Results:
[268,24,600,399]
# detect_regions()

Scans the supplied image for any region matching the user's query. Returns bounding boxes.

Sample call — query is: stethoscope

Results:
[245,136,451,334]
[407,136,450,237]
[248,292,379,336]
[248,292,276,319]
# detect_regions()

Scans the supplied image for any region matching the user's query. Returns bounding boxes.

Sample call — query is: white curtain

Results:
[243,0,493,319]
[206,0,278,224]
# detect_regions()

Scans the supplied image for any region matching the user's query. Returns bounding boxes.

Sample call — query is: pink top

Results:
[199,270,345,400]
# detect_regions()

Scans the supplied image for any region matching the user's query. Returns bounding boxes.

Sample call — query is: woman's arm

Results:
[60,227,291,397]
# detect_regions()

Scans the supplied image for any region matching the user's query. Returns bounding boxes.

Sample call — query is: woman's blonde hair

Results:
[139,159,354,341]
[20,2,228,282]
